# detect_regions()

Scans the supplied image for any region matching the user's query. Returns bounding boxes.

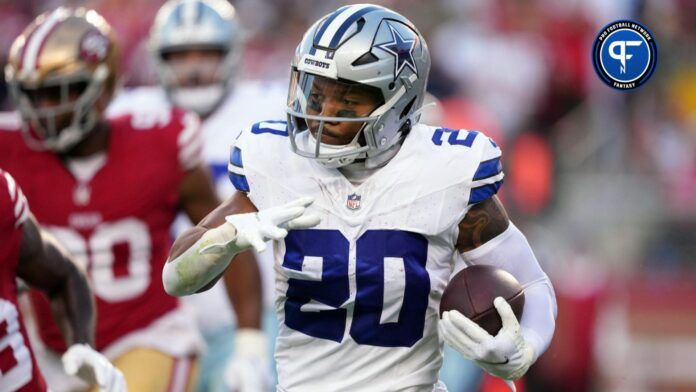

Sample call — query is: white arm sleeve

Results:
[162,222,240,296]
[460,222,557,362]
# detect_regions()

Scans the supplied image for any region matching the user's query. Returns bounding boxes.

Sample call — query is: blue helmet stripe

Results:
[310,6,350,55]
[174,4,183,25]
[326,5,380,49]
[196,1,205,23]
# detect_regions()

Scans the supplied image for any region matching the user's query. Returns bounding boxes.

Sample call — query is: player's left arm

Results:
[442,196,557,382]
[18,215,126,391]
[17,214,94,346]
[178,164,263,330]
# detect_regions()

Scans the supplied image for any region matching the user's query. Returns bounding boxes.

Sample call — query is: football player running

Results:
[0,7,260,392]
[0,169,125,392]
[163,4,557,391]
[108,0,287,390]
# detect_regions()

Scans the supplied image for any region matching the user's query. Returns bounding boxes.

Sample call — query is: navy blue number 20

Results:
[283,229,430,347]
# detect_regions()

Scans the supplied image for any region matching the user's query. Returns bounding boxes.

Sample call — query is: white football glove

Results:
[62,344,127,392]
[201,197,320,255]
[224,329,270,392]
[439,297,534,386]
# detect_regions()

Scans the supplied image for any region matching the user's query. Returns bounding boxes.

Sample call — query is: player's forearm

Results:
[46,240,95,346]
[517,277,556,362]
[461,222,557,361]
[59,264,95,345]
[163,222,240,296]
[224,251,263,329]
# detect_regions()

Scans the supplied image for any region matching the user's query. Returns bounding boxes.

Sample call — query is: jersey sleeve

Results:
[172,109,204,171]
[226,121,289,194]
[227,128,250,193]
[468,135,504,205]
[0,170,30,230]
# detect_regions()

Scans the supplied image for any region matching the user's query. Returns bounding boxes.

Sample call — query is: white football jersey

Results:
[107,81,288,329]
[229,121,504,391]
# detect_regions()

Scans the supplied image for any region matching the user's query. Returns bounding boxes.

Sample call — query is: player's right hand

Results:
[62,344,127,392]
[439,297,533,387]
[212,197,320,254]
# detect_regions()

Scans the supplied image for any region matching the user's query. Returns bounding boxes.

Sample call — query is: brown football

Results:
[439,265,525,335]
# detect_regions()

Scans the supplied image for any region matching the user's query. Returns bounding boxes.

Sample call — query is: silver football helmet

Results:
[149,0,243,116]
[287,4,431,168]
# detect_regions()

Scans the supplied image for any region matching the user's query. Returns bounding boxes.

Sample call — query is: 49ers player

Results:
[0,169,125,392]
[0,7,262,391]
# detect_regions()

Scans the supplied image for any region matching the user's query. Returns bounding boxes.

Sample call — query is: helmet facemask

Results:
[149,0,244,117]
[287,5,431,169]
[7,64,109,152]
[287,70,385,169]
[156,45,241,116]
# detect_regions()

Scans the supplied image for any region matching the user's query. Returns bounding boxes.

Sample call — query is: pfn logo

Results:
[608,40,642,74]
[592,20,657,90]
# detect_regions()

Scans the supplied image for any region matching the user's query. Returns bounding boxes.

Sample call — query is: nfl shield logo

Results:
[346,193,361,210]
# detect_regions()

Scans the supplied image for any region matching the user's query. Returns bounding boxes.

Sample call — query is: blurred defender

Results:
[0,169,125,392]
[0,7,261,391]
[163,4,557,391]
[108,0,287,390]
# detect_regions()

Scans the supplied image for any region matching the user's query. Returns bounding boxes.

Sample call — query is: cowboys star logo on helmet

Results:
[376,23,418,79]
[286,4,430,169]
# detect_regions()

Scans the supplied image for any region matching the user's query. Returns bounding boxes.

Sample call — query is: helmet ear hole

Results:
[351,52,378,66]
[400,97,416,119]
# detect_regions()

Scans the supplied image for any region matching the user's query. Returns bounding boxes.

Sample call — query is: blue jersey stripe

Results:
[473,158,502,181]
[310,6,350,55]
[251,122,288,136]
[468,180,503,205]
[209,162,227,181]
[326,5,381,49]
[229,172,250,193]
[230,146,243,168]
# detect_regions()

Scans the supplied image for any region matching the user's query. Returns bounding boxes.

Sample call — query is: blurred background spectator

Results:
[1,0,694,390]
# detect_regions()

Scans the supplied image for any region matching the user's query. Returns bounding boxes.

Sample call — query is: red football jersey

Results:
[0,169,47,392]
[0,108,203,353]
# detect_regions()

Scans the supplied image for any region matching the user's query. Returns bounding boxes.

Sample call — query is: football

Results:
[440,265,525,335]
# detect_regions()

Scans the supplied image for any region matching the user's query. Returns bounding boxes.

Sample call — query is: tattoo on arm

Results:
[457,196,510,252]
